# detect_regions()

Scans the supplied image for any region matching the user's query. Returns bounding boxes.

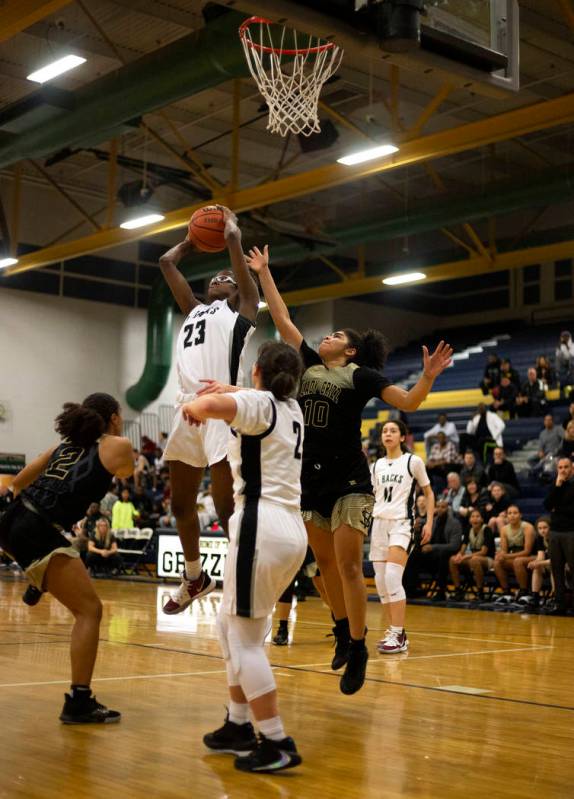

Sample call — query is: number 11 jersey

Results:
[372,453,430,521]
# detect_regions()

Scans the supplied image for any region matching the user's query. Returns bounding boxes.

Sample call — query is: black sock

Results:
[278,620,288,631]
[349,636,366,650]
[71,684,92,700]
[334,616,349,633]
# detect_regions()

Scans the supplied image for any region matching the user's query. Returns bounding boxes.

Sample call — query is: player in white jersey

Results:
[160,206,259,614]
[370,420,434,654]
[180,342,307,773]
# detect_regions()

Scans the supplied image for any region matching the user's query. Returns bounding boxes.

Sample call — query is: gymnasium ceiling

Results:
[0,0,574,315]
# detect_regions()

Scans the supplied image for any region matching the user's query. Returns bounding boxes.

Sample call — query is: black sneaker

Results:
[452,589,466,602]
[203,714,257,755]
[340,643,369,695]
[331,624,350,670]
[430,591,446,603]
[234,734,301,773]
[272,627,289,646]
[59,693,121,724]
[22,585,44,606]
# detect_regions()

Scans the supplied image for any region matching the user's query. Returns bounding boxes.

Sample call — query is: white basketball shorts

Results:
[369,517,414,562]
[163,400,230,468]
[222,498,308,619]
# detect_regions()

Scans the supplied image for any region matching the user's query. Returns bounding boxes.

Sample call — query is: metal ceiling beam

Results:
[7,91,574,277]
[0,0,73,43]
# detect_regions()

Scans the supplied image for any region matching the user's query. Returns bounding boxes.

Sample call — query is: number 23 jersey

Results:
[176,299,254,396]
[372,453,430,521]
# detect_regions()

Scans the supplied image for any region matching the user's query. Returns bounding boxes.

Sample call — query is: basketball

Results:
[188,206,226,253]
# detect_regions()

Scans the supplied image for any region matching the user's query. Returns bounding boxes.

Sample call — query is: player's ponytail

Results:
[55,392,120,448]
[257,341,302,401]
[343,328,389,371]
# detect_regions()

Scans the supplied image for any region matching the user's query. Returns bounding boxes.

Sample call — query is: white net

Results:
[240,19,344,137]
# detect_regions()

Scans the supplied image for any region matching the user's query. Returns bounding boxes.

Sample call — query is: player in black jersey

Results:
[0,393,134,724]
[246,245,452,695]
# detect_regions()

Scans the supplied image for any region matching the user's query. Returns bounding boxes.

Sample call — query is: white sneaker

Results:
[378,629,409,654]
[494,593,514,605]
[162,570,216,614]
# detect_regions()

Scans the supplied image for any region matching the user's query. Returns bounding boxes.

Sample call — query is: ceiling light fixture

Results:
[120,213,165,230]
[337,143,399,166]
[27,55,86,84]
[0,257,18,269]
[382,271,426,286]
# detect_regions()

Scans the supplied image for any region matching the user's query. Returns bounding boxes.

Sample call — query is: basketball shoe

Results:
[339,640,369,695]
[22,585,44,606]
[272,624,289,646]
[234,734,302,773]
[60,693,121,724]
[162,570,216,614]
[378,628,408,654]
[203,713,257,755]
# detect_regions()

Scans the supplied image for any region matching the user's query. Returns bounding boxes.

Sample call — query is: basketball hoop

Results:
[239,16,344,138]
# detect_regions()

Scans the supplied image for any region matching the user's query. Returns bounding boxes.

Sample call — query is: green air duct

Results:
[0,7,251,168]
[125,166,574,410]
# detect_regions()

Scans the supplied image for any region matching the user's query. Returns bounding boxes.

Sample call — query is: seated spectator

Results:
[141,435,157,465]
[516,368,547,417]
[459,450,486,488]
[449,509,495,601]
[443,472,465,515]
[159,498,176,528]
[133,448,151,491]
[86,517,122,576]
[462,403,505,464]
[484,482,511,533]
[426,432,462,492]
[491,376,519,418]
[535,355,555,391]
[423,413,459,457]
[487,447,520,499]
[558,420,574,460]
[100,488,118,521]
[563,401,574,430]
[529,414,564,479]
[405,499,462,602]
[111,488,140,531]
[457,477,490,523]
[70,519,89,563]
[479,353,501,397]
[492,505,536,602]
[518,516,552,610]
[544,457,574,615]
[500,358,521,390]
[556,330,574,393]
[413,493,428,536]
[81,502,102,538]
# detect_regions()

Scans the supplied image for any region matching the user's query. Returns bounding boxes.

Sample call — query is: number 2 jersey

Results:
[176,299,255,397]
[372,452,429,521]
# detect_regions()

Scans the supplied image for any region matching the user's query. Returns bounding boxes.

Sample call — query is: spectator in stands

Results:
[406,500,462,602]
[562,402,574,430]
[141,435,157,465]
[423,413,459,457]
[463,403,505,464]
[443,472,465,515]
[529,414,564,479]
[70,520,89,563]
[86,518,122,576]
[100,487,118,521]
[500,358,521,390]
[426,432,462,492]
[556,331,574,394]
[133,448,150,491]
[197,484,217,530]
[414,494,428,536]
[492,505,536,603]
[480,353,501,397]
[516,368,547,417]
[544,457,574,615]
[487,447,520,499]
[111,488,140,531]
[491,375,519,418]
[535,355,555,391]
[81,502,102,539]
[484,482,511,533]
[459,450,486,488]
[558,420,574,460]
[518,516,552,610]
[159,498,176,528]
[458,477,490,524]
[449,509,495,601]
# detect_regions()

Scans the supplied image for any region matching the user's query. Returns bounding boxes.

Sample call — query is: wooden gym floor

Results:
[0,576,572,799]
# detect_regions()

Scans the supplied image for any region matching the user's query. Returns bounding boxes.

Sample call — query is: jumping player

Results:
[181,342,307,773]
[245,244,452,695]
[160,206,259,614]
[0,393,134,723]
[371,420,434,654]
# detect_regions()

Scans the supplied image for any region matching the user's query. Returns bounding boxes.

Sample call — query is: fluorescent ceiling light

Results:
[382,271,426,286]
[120,213,165,230]
[27,55,86,84]
[0,257,18,269]
[337,143,399,166]
[258,301,268,309]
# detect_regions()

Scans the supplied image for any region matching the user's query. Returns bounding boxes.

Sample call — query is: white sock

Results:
[258,715,285,742]
[185,558,201,580]
[228,699,250,725]
[390,625,404,634]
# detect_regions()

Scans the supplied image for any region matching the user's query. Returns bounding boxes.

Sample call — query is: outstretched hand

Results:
[423,340,453,379]
[245,245,269,274]
[216,205,240,239]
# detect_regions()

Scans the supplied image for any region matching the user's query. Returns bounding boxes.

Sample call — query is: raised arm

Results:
[220,206,259,322]
[181,394,238,425]
[245,245,303,350]
[159,239,200,315]
[381,341,453,411]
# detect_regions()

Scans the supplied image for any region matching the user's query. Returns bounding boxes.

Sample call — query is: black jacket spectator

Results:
[543,459,574,612]
[500,359,521,390]
[516,369,547,417]
[487,448,520,497]
[480,355,501,396]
